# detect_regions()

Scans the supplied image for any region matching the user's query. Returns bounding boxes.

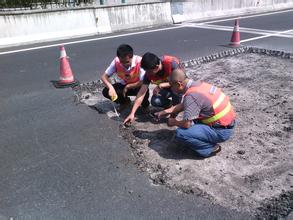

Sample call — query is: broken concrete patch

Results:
[73,49,293,219]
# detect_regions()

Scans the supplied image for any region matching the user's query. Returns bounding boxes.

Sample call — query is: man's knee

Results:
[175,128,187,140]
[151,95,171,108]
[151,95,162,107]
[102,87,109,98]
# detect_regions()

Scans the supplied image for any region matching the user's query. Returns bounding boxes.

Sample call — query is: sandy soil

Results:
[73,51,293,219]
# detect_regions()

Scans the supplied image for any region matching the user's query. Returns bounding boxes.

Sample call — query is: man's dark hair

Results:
[116,44,133,58]
[141,52,160,70]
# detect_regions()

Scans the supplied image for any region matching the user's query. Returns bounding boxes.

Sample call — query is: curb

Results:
[182,46,293,68]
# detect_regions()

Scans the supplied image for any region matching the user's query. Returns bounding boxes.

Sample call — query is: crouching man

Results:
[101,44,149,112]
[155,69,236,157]
[123,52,182,124]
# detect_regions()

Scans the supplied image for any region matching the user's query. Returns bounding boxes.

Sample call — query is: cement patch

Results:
[74,52,293,219]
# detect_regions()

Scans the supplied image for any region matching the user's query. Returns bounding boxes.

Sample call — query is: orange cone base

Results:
[229,43,242,47]
[51,80,79,88]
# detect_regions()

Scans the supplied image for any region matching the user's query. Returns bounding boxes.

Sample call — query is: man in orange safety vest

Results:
[101,44,149,112]
[123,52,182,124]
[155,68,236,157]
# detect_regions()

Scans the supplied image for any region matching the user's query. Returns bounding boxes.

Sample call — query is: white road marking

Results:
[184,23,293,38]
[183,23,293,42]
[241,29,293,42]
[0,26,185,55]
[1,9,292,55]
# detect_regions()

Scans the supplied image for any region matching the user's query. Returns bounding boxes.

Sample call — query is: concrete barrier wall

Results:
[0,2,172,47]
[1,0,293,48]
[103,2,172,32]
[171,0,293,23]
[0,9,97,47]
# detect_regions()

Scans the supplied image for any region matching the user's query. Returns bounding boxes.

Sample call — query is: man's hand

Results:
[108,88,117,101]
[124,113,135,125]
[153,86,161,95]
[167,118,177,127]
[154,110,165,119]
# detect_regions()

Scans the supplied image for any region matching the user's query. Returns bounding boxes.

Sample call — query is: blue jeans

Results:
[175,123,235,157]
[151,88,182,108]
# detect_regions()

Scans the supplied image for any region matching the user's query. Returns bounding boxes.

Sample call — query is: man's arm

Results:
[127,81,143,89]
[167,118,192,128]
[101,59,117,98]
[101,73,117,98]
[101,73,112,89]
[153,81,171,95]
[155,103,184,118]
[168,94,199,128]
[154,59,179,93]
[122,81,143,97]
[156,103,192,128]
[123,84,148,124]
[158,82,171,89]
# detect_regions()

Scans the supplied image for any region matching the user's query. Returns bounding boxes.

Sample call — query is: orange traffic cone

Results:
[229,19,241,47]
[52,45,79,88]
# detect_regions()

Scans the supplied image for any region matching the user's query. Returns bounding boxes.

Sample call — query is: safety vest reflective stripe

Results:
[201,102,232,124]
[213,92,225,109]
[184,82,235,126]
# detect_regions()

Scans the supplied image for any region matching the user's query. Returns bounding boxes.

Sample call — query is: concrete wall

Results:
[171,0,293,23]
[102,2,171,32]
[0,2,172,47]
[0,9,97,47]
[1,0,293,48]
[93,2,172,34]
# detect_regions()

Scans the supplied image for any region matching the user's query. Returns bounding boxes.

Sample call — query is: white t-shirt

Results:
[105,55,145,85]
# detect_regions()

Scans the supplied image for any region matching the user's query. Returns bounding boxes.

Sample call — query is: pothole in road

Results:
[73,52,293,219]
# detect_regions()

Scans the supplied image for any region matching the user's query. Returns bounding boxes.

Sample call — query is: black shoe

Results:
[209,144,221,157]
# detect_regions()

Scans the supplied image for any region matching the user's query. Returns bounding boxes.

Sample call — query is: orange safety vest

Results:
[115,55,141,84]
[148,55,180,85]
[184,82,236,126]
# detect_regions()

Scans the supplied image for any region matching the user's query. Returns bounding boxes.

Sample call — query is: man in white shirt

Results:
[101,44,149,112]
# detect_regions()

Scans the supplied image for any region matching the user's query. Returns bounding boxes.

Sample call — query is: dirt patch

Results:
[74,51,293,218]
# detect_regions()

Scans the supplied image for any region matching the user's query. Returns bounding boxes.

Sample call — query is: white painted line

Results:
[2,8,292,56]
[184,23,293,39]
[203,8,293,24]
[240,35,274,43]
[0,26,185,56]
[240,29,293,43]
[185,23,269,34]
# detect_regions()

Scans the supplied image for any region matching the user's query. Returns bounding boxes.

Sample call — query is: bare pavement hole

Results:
[73,53,293,219]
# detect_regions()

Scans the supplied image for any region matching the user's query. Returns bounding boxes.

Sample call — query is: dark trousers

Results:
[151,88,182,108]
[102,83,150,108]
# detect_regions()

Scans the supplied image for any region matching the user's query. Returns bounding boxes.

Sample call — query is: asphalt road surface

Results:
[1,9,293,219]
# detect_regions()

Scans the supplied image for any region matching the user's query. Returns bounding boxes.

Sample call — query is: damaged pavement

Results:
[73,47,293,219]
